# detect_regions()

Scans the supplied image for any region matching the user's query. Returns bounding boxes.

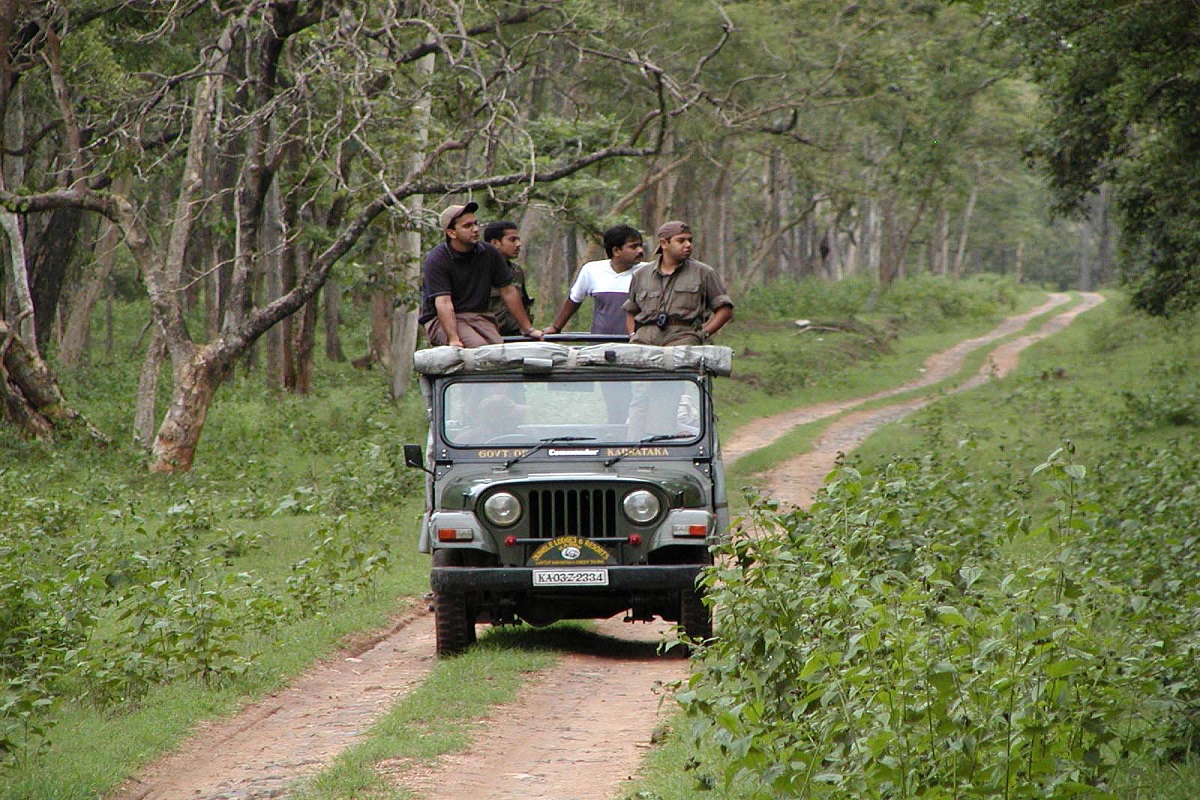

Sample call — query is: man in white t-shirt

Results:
[543,224,645,336]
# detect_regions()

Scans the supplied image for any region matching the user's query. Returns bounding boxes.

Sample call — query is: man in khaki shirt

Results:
[623,221,733,346]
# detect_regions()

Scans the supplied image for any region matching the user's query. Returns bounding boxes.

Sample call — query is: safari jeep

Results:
[404,341,732,656]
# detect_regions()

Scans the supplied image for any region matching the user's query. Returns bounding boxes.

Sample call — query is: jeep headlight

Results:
[483,492,521,527]
[622,490,661,524]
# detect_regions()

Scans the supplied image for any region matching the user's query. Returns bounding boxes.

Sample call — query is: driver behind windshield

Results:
[460,394,527,443]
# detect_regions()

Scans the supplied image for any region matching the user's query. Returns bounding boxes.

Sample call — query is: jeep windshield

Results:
[442,377,703,448]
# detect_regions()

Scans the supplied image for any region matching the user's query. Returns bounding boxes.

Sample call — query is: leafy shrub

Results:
[326,438,424,512]
[875,273,1017,329]
[286,516,392,617]
[1080,443,1200,758]
[680,447,1175,799]
[0,543,70,763]
[1,295,423,776]
[1115,355,1200,431]
[739,277,876,322]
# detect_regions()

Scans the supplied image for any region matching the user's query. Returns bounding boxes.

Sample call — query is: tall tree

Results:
[987,0,1200,314]
[0,1,720,471]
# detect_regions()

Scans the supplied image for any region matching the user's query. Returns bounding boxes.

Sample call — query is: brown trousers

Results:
[424,312,504,347]
[630,323,705,347]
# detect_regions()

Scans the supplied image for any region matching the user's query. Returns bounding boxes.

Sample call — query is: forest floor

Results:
[110,292,1104,800]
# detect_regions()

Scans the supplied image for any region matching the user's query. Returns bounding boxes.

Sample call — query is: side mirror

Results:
[403,444,434,475]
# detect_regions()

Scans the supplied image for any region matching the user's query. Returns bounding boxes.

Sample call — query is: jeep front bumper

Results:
[430,564,705,593]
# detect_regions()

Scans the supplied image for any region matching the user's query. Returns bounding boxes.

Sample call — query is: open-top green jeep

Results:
[405,341,732,656]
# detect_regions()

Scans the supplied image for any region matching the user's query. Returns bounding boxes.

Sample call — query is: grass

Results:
[0,299,436,799]
[850,293,1130,479]
[623,294,1200,798]
[723,292,1088,510]
[714,274,1046,434]
[0,274,1063,798]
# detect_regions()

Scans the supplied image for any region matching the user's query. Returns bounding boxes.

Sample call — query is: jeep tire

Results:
[680,585,712,642]
[433,549,477,657]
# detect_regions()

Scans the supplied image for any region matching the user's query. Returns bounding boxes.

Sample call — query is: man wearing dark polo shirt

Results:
[418,202,543,347]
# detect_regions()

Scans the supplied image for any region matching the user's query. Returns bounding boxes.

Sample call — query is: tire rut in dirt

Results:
[722,292,1074,466]
[387,618,690,800]
[109,606,436,800]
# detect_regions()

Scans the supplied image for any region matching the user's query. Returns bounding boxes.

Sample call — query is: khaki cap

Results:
[439,201,479,232]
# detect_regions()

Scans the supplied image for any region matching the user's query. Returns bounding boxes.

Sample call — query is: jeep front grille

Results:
[527,487,619,539]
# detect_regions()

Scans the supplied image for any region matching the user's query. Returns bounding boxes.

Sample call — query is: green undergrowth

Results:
[0,313,431,798]
[625,298,1200,798]
[0,274,1045,796]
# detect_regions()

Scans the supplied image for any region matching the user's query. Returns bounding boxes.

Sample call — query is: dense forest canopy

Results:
[0,0,1187,468]
[982,0,1200,316]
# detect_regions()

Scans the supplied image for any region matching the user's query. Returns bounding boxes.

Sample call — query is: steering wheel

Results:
[485,434,528,444]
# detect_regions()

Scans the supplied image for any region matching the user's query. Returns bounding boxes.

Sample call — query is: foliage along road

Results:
[109,292,1102,800]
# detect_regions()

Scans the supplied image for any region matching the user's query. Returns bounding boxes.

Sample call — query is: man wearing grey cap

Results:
[622,220,733,346]
[418,201,543,347]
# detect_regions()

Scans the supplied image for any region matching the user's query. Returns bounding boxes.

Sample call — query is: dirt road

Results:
[755,292,1104,504]
[110,293,1103,800]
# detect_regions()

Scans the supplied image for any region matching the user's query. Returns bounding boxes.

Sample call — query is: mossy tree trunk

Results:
[0,320,104,440]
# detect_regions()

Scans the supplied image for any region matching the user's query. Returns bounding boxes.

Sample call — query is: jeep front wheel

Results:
[432,550,477,657]
[680,586,712,642]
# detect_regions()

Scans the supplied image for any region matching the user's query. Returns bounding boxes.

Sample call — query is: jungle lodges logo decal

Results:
[529,536,613,566]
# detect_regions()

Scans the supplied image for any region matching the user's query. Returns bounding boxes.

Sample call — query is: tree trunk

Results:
[1077,217,1092,291]
[370,289,391,365]
[878,197,900,286]
[0,208,35,350]
[150,343,234,473]
[642,131,678,230]
[385,46,435,394]
[293,295,317,394]
[1,319,104,440]
[951,186,977,279]
[1094,184,1112,285]
[59,210,122,366]
[390,215,423,398]
[711,153,734,289]
[932,206,949,275]
[27,205,82,350]
[133,328,167,449]
[264,174,289,388]
[291,238,317,394]
[324,278,344,361]
[390,307,420,398]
